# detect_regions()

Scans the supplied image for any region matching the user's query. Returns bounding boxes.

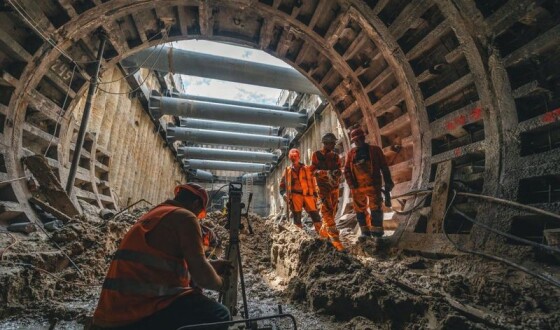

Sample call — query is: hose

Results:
[443,190,560,288]
[451,204,560,254]
[456,191,560,221]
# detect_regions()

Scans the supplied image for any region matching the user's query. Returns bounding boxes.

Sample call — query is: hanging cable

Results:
[96,27,172,85]
[442,190,560,288]
[44,62,77,157]
[95,27,171,96]
[456,191,560,221]
[451,203,560,254]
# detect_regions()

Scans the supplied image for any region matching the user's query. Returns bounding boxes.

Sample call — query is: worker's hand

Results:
[331,169,341,177]
[210,259,233,276]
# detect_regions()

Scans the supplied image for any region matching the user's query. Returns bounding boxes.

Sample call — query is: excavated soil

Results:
[0,203,559,329]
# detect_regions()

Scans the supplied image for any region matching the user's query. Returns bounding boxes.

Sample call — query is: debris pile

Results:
[1,204,559,329]
[0,201,148,325]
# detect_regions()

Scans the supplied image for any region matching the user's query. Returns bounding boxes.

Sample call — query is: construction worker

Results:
[311,133,345,251]
[93,183,231,330]
[279,148,323,233]
[344,128,394,239]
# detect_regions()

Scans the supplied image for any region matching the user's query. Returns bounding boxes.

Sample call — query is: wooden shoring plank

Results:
[198,1,214,37]
[424,73,473,107]
[364,66,393,93]
[308,0,330,30]
[503,24,560,67]
[406,20,451,60]
[427,160,453,234]
[259,17,275,50]
[389,0,433,40]
[23,155,80,217]
[486,0,543,37]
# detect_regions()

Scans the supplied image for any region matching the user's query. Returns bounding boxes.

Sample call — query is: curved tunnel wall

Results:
[0,0,558,251]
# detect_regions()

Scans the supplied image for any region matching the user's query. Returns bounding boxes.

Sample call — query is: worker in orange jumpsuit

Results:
[344,128,394,239]
[279,148,323,234]
[310,133,344,251]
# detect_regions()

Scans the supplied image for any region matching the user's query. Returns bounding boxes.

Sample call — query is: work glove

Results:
[330,169,342,177]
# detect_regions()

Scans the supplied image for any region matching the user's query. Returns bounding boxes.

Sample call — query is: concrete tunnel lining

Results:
[0,0,558,306]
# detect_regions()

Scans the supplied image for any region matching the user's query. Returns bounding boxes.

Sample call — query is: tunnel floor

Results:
[1,206,559,329]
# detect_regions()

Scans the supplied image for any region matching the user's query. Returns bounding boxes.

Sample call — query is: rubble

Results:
[0,205,559,329]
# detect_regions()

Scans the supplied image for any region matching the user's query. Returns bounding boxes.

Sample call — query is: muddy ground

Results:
[0,203,559,329]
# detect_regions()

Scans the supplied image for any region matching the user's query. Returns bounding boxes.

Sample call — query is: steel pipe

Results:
[123,47,321,94]
[170,91,289,111]
[178,147,278,163]
[167,126,289,149]
[180,118,279,136]
[66,32,107,195]
[187,169,215,181]
[184,159,271,173]
[151,92,307,130]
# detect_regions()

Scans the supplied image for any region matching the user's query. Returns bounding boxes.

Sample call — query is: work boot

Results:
[359,225,371,242]
[293,212,303,228]
[370,209,384,238]
[313,222,324,236]
[331,240,345,251]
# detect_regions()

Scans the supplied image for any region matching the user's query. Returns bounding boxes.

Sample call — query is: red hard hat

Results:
[174,183,208,219]
[288,148,300,161]
[350,128,366,141]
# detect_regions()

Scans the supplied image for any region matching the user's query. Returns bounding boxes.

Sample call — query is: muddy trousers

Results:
[352,185,384,237]
[318,186,344,251]
[290,193,322,233]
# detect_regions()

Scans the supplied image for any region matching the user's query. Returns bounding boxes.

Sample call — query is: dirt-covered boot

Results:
[293,212,303,228]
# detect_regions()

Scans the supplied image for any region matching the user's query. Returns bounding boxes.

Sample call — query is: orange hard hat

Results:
[350,128,366,141]
[288,148,300,162]
[174,183,208,219]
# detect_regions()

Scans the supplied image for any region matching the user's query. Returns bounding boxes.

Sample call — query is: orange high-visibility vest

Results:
[93,204,198,327]
[282,163,316,196]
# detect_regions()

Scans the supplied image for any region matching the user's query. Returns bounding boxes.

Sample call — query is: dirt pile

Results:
[0,201,148,323]
[271,225,560,329]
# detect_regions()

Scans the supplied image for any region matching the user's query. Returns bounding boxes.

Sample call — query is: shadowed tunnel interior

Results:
[0,0,559,328]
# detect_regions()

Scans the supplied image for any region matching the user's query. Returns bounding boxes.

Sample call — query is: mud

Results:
[0,203,559,330]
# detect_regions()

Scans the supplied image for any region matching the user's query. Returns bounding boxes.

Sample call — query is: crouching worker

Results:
[92,183,231,330]
[279,148,323,234]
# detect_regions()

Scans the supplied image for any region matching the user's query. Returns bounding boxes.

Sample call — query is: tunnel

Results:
[0,0,559,329]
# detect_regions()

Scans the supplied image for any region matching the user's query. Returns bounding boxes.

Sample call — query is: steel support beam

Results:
[123,47,321,94]
[178,147,278,163]
[170,91,289,111]
[167,126,289,149]
[151,92,307,130]
[184,159,271,172]
[180,118,279,136]
[66,32,107,195]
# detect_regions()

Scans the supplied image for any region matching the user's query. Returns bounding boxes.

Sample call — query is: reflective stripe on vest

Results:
[113,249,188,277]
[102,278,188,297]
[285,164,316,196]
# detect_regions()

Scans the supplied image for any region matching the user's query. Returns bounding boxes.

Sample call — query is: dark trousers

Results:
[100,294,231,330]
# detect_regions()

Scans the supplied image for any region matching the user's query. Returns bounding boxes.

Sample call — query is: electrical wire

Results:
[95,30,169,96]
[451,204,560,254]
[442,190,560,288]
[44,62,77,157]
[456,191,560,221]
[96,27,172,85]
[393,195,429,215]
[0,176,29,185]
